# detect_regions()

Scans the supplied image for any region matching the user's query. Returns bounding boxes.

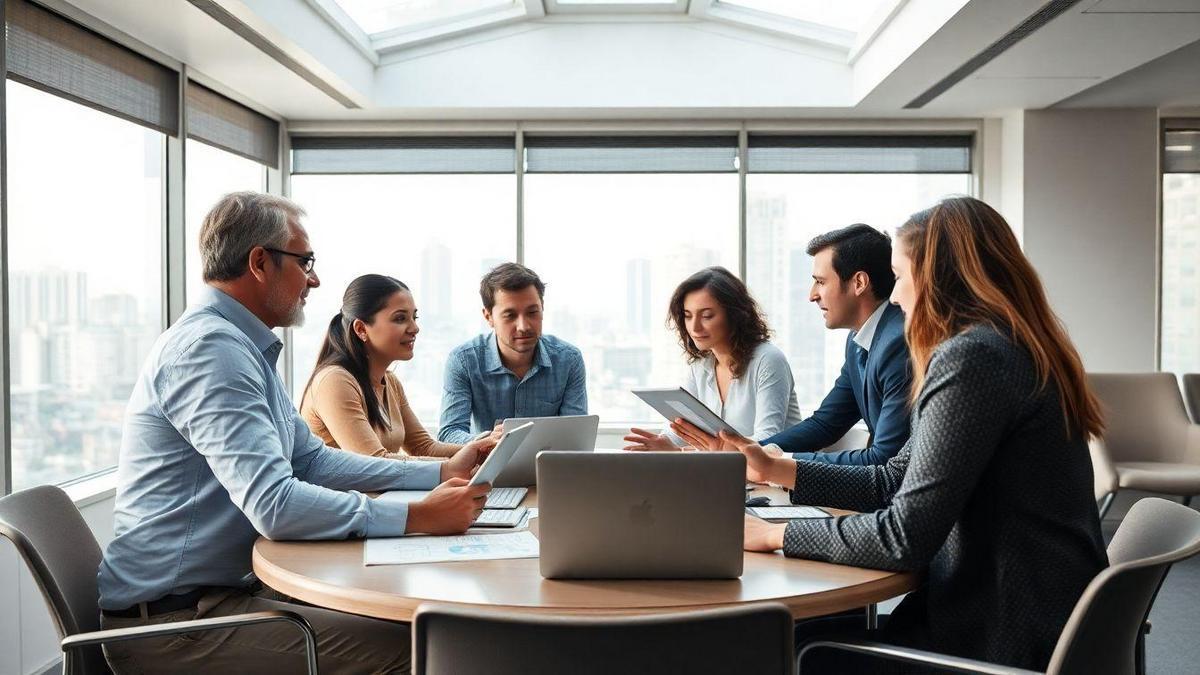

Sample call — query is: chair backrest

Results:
[0,485,108,674]
[1046,498,1200,675]
[1182,374,1200,425]
[413,601,794,675]
[1087,373,1191,463]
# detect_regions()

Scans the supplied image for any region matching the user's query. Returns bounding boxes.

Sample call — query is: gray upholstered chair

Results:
[0,485,318,675]
[797,497,1200,674]
[1088,373,1200,518]
[413,601,794,675]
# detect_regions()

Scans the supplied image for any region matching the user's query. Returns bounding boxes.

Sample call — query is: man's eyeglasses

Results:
[264,248,316,274]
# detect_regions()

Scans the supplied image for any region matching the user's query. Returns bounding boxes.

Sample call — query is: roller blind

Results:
[747,135,973,173]
[1164,128,1200,174]
[5,0,178,135]
[523,135,739,173]
[290,136,516,174]
[186,82,279,168]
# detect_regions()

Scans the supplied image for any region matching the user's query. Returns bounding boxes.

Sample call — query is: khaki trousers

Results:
[100,586,410,675]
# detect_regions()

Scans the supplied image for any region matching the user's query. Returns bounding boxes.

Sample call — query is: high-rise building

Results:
[746,192,790,342]
[420,241,453,322]
[626,258,651,335]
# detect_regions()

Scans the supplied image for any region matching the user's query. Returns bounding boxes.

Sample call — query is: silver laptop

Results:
[537,451,745,579]
[495,415,599,488]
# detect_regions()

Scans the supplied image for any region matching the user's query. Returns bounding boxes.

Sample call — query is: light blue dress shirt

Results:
[97,287,441,610]
[437,332,587,444]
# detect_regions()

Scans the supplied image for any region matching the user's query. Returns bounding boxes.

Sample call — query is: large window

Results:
[525,173,740,422]
[745,173,972,409]
[6,81,165,490]
[287,134,974,428]
[288,174,517,423]
[185,141,268,304]
[1161,127,1200,374]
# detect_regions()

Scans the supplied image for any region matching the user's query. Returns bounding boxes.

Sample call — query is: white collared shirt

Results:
[671,342,803,442]
[852,301,890,353]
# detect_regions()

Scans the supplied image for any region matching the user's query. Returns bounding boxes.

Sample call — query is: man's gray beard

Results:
[267,287,305,328]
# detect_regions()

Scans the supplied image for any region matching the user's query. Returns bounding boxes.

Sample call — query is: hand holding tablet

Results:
[469,421,535,487]
[632,388,740,438]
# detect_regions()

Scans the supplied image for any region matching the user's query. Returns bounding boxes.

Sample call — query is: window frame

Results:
[0,4,286,496]
[1157,118,1200,372]
[284,121,981,432]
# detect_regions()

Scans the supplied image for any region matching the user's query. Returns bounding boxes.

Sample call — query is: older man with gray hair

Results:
[96,192,491,674]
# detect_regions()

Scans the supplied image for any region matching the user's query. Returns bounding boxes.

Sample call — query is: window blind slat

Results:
[291,136,516,174]
[5,0,178,135]
[747,135,973,174]
[524,135,738,173]
[186,82,279,168]
[1164,130,1200,174]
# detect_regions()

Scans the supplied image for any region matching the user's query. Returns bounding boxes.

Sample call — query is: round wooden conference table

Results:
[252,485,917,623]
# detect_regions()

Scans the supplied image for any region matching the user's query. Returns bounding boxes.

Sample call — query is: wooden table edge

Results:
[252,544,917,623]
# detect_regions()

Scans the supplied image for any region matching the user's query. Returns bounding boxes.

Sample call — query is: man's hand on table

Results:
[406,478,490,535]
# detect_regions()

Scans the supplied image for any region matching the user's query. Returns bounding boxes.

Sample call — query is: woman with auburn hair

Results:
[300,274,499,461]
[623,266,801,451]
[722,197,1107,671]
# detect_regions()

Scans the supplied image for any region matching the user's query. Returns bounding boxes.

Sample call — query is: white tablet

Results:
[469,421,535,487]
[632,387,739,438]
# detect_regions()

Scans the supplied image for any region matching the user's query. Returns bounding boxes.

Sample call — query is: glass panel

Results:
[6,81,165,489]
[745,173,972,411]
[718,0,884,32]
[333,0,515,35]
[1161,173,1200,374]
[185,141,268,307]
[288,174,516,426]
[524,174,739,424]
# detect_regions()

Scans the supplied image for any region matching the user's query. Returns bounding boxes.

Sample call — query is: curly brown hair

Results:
[667,266,772,379]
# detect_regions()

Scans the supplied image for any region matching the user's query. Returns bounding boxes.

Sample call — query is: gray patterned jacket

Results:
[784,324,1107,670]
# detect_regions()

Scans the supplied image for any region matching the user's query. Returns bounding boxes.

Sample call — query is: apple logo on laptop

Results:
[629,498,654,526]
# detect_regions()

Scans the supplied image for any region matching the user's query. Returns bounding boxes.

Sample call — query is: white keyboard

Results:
[485,487,528,509]
[473,506,528,528]
[748,505,831,520]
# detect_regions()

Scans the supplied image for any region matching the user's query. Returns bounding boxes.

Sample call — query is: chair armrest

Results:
[799,639,1043,675]
[62,610,317,674]
[1088,438,1119,500]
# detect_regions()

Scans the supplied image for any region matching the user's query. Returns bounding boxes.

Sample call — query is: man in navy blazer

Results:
[762,224,912,465]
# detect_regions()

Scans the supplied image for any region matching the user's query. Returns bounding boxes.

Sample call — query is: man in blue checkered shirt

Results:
[437,263,588,444]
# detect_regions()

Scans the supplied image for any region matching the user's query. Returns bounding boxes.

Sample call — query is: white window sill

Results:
[59,468,118,508]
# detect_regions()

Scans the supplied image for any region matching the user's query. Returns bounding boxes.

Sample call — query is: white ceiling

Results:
[49,0,1200,122]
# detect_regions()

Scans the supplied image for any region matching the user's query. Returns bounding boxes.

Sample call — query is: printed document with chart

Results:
[364,531,540,566]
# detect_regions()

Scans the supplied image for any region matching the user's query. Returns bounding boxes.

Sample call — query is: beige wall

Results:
[1021,108,1159,372]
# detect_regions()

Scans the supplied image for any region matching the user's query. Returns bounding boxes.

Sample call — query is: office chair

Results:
[798,497,1200,675]
[1087,373,1200,518]
[413,601,794,675]
[0,485,318,674]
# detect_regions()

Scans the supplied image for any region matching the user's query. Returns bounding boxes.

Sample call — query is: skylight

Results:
[332,0,516,36]
[717,0,888,34]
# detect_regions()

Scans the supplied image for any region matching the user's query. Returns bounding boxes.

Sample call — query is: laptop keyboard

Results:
[473,506,528,527]
[485,486,528,509]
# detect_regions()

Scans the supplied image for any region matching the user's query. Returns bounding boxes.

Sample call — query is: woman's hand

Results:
[406,478,490,535]
[669,419,739,451]
[743,514,786,552]
[623,427,678,451]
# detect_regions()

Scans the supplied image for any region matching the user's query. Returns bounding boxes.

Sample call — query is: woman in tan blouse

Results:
[300,274,498,460]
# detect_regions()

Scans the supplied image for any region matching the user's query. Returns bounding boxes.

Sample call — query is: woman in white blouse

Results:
[624,266,802,450]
